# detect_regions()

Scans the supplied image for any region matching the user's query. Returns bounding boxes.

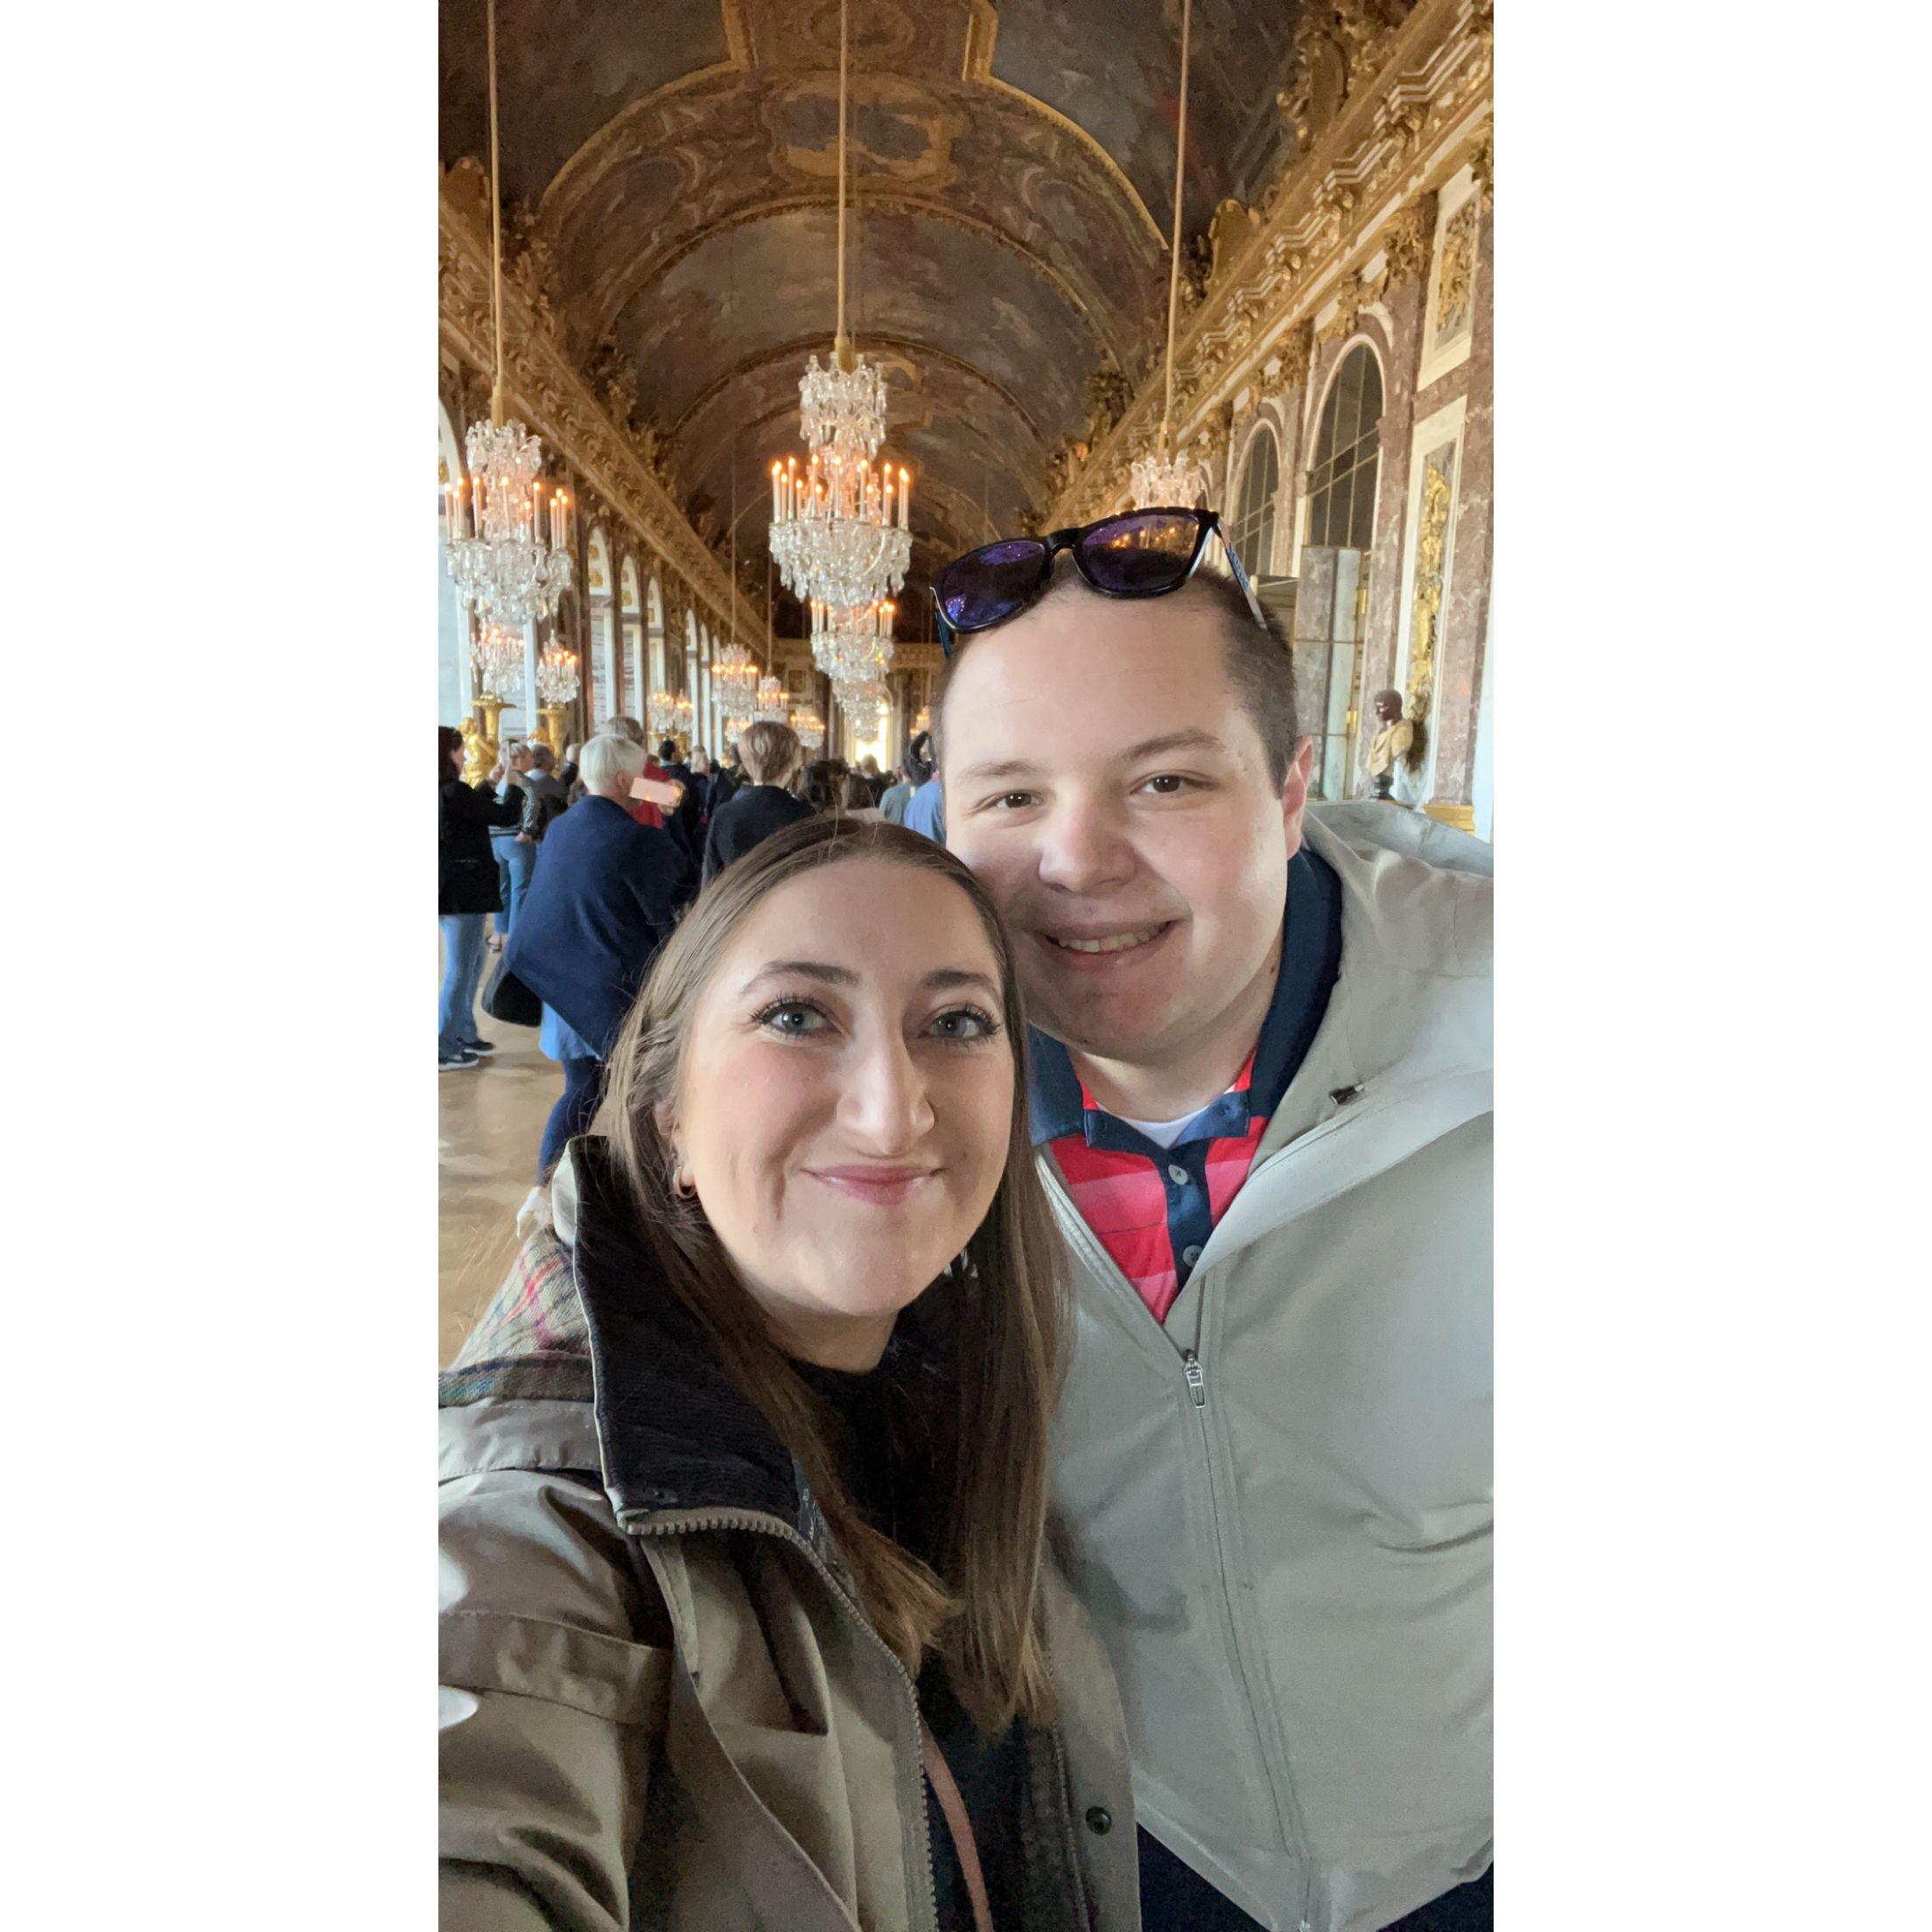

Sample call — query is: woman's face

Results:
[669,858,1015,1369]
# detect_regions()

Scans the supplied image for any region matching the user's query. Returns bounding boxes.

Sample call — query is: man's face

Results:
[941,583,1311,1070]
[510,746,534,774]
[1375,692,1403,724]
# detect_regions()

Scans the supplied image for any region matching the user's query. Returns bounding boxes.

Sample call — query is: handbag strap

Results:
[920,1720,995,1932]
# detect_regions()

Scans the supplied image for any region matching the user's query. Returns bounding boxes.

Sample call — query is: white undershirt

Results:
[1115,1104,1220,1150]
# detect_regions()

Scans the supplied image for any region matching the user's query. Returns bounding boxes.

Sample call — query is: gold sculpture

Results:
[1404,452,1454,732]
[1435,200,1478,337]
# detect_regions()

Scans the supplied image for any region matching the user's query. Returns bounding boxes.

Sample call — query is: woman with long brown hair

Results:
[440,816,1138,1930]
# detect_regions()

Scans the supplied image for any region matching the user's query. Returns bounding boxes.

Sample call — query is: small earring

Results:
[674,1170,696,1200]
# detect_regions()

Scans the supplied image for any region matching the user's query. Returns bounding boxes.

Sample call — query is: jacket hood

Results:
[565,1136,804,1525]
[452,1138,951,1539]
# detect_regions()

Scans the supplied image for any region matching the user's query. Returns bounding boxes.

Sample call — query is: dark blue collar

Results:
[1027,847,1342,1151]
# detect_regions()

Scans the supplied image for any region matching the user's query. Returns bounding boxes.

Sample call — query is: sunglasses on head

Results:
[929,507,1268,656]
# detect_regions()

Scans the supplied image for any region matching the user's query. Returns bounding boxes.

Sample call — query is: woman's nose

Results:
[836,1031,935,1151]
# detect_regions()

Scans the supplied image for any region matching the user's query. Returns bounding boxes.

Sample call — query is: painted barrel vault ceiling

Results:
[440,0,1303,621]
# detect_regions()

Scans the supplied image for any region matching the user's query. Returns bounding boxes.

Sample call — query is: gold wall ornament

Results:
[1435,198,1479,337]
[1404,447,1456,746]
[1379,191,1436,291]
[1423,801,1475,833]
[503,202,559,337]
[1469,128,1494,208]
[1318,271,1368,344]
[537,703,570,759]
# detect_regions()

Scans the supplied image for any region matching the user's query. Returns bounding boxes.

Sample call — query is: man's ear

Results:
[1280,735,1315,857]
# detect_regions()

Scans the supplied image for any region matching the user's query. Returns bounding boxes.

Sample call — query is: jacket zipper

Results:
[1170,1345,1313,1929]
[628,1508,942,1932]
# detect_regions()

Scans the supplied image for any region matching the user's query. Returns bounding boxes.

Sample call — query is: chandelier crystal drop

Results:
[1130,442,1202,512]
[808,596,896,688]
[471,620,525,699]
[536,640,580,704]
[799,354,888,470]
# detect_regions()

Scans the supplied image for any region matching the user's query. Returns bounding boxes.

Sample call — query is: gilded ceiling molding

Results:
[956,0,1160,248]
[438,177,764,650]
[1047,0,1489,528]
[592,190,1124,368]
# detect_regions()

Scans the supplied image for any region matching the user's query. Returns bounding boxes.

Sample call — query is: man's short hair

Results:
[738,719,805,788]
[580,732,649,793]
[657,738,679,762]
[528,743,556,772]
[604,716,647,746]
[934,563,1299,786]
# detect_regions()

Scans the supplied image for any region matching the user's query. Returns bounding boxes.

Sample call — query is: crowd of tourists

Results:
[438,507,1494,1932]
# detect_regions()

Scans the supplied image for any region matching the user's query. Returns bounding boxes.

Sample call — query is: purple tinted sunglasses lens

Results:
[938,538,1048,629]
[1078,511,1202,593]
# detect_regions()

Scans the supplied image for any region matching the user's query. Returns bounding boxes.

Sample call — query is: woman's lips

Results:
[806,1166,940,1205]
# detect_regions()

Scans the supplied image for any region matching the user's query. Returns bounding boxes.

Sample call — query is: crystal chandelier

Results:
[647,688,678,737]
[714,638,759,707]
[446,420,575,626]
[789,707,825,751]
[722,712,753,746]
[1132,0,1205,513]
[808,597,896,688]
[443,0,576,626]
[536,641,580,705]
[766,0,913,613]
[471,620,524,698]
[755,675,787,723]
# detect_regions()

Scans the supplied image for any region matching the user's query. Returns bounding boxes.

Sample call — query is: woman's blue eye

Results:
[758,1000,828,1037]
[928,1006,1000,1042]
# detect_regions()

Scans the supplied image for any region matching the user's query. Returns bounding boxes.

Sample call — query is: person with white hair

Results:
[504,733,690,1174]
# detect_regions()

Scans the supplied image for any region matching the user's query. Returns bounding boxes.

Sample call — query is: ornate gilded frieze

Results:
[1047,0,1490,527]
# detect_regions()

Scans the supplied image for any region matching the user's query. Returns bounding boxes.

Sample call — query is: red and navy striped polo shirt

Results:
[1028,850,1342,1322]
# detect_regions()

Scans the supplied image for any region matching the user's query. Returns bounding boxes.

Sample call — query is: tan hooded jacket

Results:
[439,1146,1142,1931]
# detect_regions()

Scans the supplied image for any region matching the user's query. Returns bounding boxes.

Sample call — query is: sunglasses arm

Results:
[1215,528,1271,631]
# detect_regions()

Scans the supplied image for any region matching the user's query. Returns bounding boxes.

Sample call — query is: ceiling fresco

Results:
[439,0,1304,626]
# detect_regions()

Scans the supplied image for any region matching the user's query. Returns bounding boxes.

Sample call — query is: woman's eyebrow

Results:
[741,959,856,989]
[922,969,1001,998]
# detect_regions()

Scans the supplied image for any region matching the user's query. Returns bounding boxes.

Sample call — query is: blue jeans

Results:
[438,914,490,1054]
[490,831,535,941]
[538,1057,602,1178]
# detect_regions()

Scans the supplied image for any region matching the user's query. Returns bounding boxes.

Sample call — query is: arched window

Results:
[1306,344,1383,551]
[647,576,667,694]
[620,557,642,720]
[1231,428,1280,574]
[586,528,615,722]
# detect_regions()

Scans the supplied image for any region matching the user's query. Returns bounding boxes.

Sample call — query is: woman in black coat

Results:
[439,726,522,1069]
[700,720,814,887]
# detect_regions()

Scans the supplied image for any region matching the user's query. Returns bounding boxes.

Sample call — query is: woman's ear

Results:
[652,1102,677,1155]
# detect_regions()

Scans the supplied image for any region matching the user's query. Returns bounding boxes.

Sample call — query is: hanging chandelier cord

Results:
[486,0,507,426]
[835,0,850,363]
[1159,0,1193,458]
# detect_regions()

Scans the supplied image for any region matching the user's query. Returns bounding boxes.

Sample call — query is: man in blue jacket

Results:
[506,733,687,1175]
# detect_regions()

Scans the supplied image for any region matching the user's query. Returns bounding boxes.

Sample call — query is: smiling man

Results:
[936,521,1493,1932]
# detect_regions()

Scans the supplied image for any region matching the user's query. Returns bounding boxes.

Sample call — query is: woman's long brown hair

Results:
[599,817,1068,1732]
